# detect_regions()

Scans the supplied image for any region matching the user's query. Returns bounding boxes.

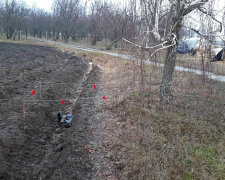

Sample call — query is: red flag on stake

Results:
[32,89,36,96]
[103,96,107,100]
[62,99,65,106]
[94,84,96,90]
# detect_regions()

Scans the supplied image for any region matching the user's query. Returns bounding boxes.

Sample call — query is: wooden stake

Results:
[40,81,42,100]
[23,99,26,120]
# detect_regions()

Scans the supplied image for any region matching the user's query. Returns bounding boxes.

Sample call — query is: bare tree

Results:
[124,0,222,104]
[89,1,103,45]
[0,1,3,35]
[1,0,28,40]
[160,0,223,104]
[52,0,80,43]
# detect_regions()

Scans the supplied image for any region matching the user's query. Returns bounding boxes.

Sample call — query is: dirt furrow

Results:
[0,42,100,179]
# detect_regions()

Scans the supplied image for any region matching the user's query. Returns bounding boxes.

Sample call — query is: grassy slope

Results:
[110,82,225,179]
[69,46,225,179]
[72,46,225,180]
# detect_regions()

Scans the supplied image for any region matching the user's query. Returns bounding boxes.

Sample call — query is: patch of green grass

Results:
[148,113,166,122]
[132,92,141,102]
[130,108,142,114]
[185,158,193,165]
[144,91,149,97]
[186,145,225,178]
[130,107,148,116]
[194,146,216,160]
[184,172,193,180]
[215,99,222,105]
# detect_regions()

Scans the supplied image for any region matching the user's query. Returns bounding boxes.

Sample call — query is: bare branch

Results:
[122,37,168,50]
[182,24,223,40]
[182,24,210,38]
[122,33,177,58]
[149,33,177,58]
[183,0,209,16]
[197,7,222,32]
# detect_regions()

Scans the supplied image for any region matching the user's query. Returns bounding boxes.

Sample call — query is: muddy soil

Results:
[0,42,107,179]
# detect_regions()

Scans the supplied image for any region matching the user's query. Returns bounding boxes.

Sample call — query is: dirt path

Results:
[27,37,225,83]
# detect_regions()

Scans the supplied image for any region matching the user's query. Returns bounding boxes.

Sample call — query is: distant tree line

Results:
[0,0,137,46]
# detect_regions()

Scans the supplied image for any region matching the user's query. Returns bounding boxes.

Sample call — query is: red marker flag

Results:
[62,99,65,106]
[103,96,107,100]
[94,84,96,90]
[32,89,36,95]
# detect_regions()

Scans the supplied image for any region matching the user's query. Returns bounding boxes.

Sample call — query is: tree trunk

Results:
[63,32,69,43]
[160,0,181,104]
[56,32,59,40]
[106,37,122,50]
[38,31,42,39]
[7,28,13,39]
[91,34,97,45]
[160,43,178,103]
[18,30,21,40]
[53,31,56,41]
[13,30,17,41]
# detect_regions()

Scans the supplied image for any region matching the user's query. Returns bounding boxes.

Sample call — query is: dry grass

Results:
[72,48,225,179]
[99,62,225,180]
[68,42,225,179]
[41,39,225,179]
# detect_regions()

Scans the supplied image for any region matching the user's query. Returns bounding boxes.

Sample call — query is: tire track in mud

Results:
[33,60,95,180]
[47,63,115,180]
[67,61,93,114]
[53,66,101,180]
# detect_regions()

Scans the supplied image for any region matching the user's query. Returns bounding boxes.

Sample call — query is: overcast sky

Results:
[25,0,53,11]
[24,0,127,12]
[24,0,225,16]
